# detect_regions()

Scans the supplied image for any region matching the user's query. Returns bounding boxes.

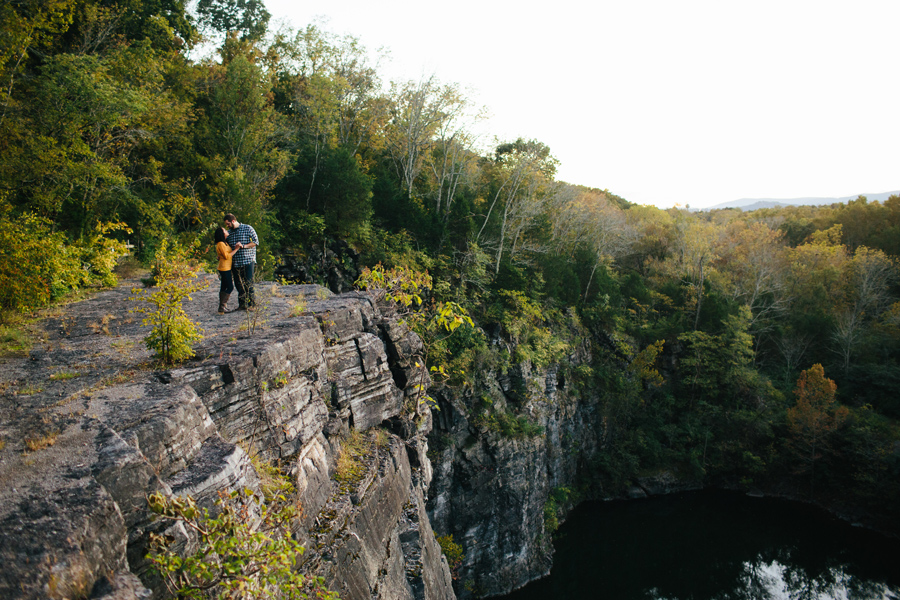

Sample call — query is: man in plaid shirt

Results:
[224,213,259,310]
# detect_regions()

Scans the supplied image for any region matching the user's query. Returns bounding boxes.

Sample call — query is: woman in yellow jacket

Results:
[214,227,243,314]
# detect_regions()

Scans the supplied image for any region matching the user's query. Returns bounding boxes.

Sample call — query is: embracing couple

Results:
[213,213,259,314]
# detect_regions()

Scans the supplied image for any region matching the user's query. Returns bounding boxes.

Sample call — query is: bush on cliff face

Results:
[436,534,464,579]
[355,263,475,411]
[487,291,570,368]
[476,409,543,439]
[542,486,573,535]
[147,488,338,600]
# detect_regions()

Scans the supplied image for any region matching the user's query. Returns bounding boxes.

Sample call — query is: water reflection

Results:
[500,491,900,600]
[727,560,898,600]
[651,559,900,600]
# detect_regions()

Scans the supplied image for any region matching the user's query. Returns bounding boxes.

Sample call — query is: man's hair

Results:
[224,213,236,222]
[214,227,227,244]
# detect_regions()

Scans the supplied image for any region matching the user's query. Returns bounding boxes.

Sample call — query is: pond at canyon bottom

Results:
[500,490,900,600]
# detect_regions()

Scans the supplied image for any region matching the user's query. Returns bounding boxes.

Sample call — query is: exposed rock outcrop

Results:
[427,357,604,598]
[0,280,454,600]
[275,239,361,294]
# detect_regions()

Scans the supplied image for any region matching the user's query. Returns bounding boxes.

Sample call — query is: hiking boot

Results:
[217,292,231,314]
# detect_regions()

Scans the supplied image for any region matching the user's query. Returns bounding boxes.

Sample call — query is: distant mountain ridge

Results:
[704,190,900,211]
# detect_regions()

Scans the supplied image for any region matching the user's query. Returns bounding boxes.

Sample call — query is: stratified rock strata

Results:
[0,282,455,600]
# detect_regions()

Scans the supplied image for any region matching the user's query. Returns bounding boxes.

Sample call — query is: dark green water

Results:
[501,491,900,600]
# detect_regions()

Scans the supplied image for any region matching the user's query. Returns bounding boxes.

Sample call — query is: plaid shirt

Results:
[228,223,259,267]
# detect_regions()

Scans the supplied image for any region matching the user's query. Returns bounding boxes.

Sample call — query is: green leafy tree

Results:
[193,45,289,249]
[0,0,75,125]
[831,246,897,374]
[385,75,468,201]
[194,0,270,40]
[476,139,559,274]
[130,240,207,364]
[714,219,789,337]
[314,146,374,244]
[547,185,636,302]
[677,307,755,406]
[3,40,191,240]
[271,25,386,215]
[669,216,720,331]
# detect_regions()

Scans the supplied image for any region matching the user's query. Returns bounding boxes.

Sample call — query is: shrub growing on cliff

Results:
[487,290,569,368]
[436,534,464,579]
[147,489,338,599]
[355,264,474,411]
[355,263,432,315]
[478,410,543,439]
[130,240,207,364]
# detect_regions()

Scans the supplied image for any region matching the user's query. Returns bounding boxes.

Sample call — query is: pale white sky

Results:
[265,0,899,208]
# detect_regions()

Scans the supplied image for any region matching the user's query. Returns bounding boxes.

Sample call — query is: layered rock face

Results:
[0,281,455,600]
[427,360,604,598]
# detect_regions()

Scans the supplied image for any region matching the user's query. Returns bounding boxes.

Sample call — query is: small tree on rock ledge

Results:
[131,240,207,365]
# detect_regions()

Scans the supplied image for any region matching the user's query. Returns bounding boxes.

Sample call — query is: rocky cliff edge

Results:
[0,278,456,600]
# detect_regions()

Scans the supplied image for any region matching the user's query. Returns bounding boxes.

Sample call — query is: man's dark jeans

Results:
[233,263,255,308]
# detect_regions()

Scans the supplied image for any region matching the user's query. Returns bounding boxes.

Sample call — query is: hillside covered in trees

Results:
[2,0,899,527]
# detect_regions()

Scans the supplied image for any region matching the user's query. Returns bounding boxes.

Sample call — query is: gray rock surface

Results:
[427,353,604,598]
[0,279,454,600]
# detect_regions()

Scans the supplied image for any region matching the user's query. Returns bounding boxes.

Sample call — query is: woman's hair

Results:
[214,227,227,244]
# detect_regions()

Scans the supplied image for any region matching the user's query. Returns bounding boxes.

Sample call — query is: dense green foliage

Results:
[3,0,899,527]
